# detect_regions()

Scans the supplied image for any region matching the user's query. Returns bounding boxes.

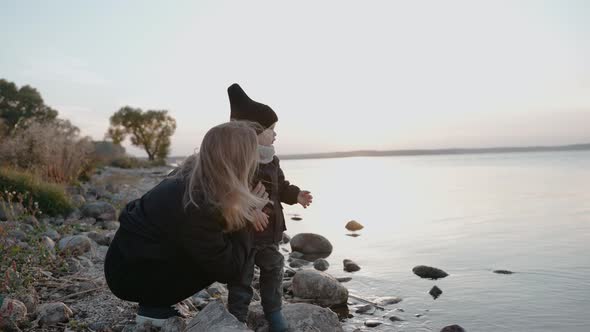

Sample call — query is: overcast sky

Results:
[1,0,589,157]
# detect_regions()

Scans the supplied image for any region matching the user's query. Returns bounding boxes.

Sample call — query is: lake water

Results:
[280,151,590,331]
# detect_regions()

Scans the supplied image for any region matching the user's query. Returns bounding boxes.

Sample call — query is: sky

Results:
[1,0,589,157]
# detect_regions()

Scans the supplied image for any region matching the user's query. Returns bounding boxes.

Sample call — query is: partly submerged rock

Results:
[429,286,443,299]
[343,259,361,272]
[412,265,449,279]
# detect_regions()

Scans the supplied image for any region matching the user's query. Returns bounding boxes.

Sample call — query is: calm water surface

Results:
[280,151,590,331]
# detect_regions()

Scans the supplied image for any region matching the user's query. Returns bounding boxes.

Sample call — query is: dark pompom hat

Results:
[227,83,278,133]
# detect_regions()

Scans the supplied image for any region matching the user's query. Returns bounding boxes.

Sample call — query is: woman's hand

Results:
[250,208,269,232]
[297,190,313,208]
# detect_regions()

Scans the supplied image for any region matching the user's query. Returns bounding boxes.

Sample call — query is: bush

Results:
[0,168,73,217]
[0,120,94,184]
[110,156,165,169]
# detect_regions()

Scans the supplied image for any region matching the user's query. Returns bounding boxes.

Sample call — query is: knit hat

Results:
[227,83,278,133]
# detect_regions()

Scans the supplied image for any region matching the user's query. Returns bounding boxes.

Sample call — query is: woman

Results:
[104,121,269,326]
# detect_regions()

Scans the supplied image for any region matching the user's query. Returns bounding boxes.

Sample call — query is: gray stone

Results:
[247,302,343,332]
[292,270,348,306]
[58,235,93,255]
[374,296,403,306]
[290,233,333,255]
[161,317,186,332]
[0,298,27,329]
[412,265,449,280]
[87,231,111,246]
[314,258,330,271]
[43,228,61,241]
[81,201,117,221]
[9,230,27,241]
[37,302,73,326]
[364,319,382,327]
[187,300,250,332]
[102,221,120,231]
[355,304,376,315]
[441,325,466,332]
[88,321,113,332]
[336,277,352,283]
[389,316,404,322]
[343,259,361,272]
[70,194,86,207]
[50,217,65,226]
[493,269,514,274]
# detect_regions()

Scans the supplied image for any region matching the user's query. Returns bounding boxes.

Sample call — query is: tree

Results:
[0,79,58,135]
[106,106,176,161]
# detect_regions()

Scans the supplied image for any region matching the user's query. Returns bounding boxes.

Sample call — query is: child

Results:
[226,83,313,331]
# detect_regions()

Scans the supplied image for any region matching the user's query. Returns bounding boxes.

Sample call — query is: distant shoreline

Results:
[278,143,590,160]
[167,143,590,163]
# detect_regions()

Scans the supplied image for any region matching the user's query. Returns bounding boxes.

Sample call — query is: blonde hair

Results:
[176,121,266,232]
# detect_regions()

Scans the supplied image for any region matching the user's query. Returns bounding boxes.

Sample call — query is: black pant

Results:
[104,231,211,306]
[227,243,284,321]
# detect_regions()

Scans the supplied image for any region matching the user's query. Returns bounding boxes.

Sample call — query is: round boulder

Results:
[290,233,333,256]
[292,270,348,306]
[80,201,117,221]
[58,235,93,255]
[37,302,73,326]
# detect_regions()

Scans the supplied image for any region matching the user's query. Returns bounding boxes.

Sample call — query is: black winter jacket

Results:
[113,175,252,285]
[255,156,300,244]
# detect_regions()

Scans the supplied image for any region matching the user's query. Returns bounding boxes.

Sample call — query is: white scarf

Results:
[258,145,276,164]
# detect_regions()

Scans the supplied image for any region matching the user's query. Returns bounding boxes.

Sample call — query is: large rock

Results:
[87,231,113,246]
[0,298,27,330]
[247,302,343,332]
[292,270,348,306]
[161,317,187,332]
[37,302,73,326]
[186,300,249,332]
[290,233,333,256]
[412,265,449,280]
[58,235,94,255]
[81,201,117,221]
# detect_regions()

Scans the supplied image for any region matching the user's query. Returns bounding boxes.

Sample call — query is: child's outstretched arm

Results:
[276,158,309,206]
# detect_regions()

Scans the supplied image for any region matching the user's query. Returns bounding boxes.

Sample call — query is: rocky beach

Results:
[1,166,463,332]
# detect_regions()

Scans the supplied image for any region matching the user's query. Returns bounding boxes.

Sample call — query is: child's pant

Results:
[227,243,284,322]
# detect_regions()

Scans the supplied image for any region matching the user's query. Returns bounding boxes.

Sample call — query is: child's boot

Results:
[266,310,288,332]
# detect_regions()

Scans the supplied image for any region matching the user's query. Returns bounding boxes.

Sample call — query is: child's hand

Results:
[250,208,269,232]
[297,190,313,208]
[251,182,269,201]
